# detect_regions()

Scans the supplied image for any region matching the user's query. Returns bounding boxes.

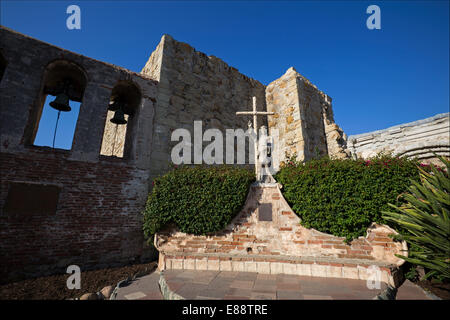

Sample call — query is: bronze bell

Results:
[49,92,71,112]
[110,108,127,125]
[108,100,122,111]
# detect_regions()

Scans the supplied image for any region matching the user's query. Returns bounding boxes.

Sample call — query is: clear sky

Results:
[1,0,449,147]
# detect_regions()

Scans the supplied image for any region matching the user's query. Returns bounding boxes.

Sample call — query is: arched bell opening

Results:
[100,80,142,159]
[25,59,88,149]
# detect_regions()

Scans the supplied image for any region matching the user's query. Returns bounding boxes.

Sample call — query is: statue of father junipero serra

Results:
[258,125,276,183]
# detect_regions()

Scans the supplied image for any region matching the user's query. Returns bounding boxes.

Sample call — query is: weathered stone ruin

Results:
[0,26,448,282]
[349,113,449,165]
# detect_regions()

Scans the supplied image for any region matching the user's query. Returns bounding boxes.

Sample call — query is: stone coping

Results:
[348,112,449,141]
[251,182,280,188]
[0,26,158,83]
[161,251,396,269]
[159,272,184,300]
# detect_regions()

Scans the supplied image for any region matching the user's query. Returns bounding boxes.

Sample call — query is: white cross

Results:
[236,96,275,179]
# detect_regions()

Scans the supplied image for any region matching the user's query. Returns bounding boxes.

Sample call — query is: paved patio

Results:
[114,270,435,300]
[115,271,163,300]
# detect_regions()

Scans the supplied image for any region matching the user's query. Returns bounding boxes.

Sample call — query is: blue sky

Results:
[1,0,449,147]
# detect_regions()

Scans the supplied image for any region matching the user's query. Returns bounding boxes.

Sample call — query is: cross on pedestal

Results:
[236,96,275,180]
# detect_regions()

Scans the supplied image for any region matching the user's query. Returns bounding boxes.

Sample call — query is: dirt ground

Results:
[0,261,157,300]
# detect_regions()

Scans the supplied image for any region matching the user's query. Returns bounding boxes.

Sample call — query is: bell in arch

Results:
[110,108,127,125]
[108,99,123,112]
[49,92,71,112]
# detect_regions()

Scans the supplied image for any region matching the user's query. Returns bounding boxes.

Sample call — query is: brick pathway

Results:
[115,270,435,300]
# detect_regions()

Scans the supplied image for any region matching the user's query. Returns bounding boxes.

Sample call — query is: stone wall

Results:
[348,113,450,164]
[266,67,348,167]
[0,27,157,282]
[100,111,129,157]
[322,92,349,160]
[141,34,267,183]
[155,184,406,286]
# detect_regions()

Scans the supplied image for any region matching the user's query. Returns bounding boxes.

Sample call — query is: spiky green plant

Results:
[382,156,450,280]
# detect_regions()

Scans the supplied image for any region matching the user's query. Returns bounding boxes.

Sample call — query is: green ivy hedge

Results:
[142,165,255,241]
[275,155,421,241]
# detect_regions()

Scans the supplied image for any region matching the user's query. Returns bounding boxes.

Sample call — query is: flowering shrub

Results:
[142,165,255,241]
[275,155,422,241]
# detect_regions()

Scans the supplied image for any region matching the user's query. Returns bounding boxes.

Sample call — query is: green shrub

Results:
[142,165,255,241]
[275,154,421,241]
[382,156,449,280]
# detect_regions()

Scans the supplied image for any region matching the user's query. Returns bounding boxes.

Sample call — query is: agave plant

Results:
[382,156,450,280]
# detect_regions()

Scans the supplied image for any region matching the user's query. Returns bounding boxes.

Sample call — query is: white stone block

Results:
[171,259,183,270]
[381,270,392,286]
[207,259,220,271]
[342,266,359,279]
[270,262,284,275]
[184,258,196,270]
[158,253,166,271]
[257,262,271,274]
[165,258,172,270]
[326,265,343,279]
[297,263,312,276]
[283,263,297,275]
[311,264,327,278]
[220,260,232,271]
[196,259,208,271]
[232,261,245,272]
[357,266,369,280]
[245,261,257,273]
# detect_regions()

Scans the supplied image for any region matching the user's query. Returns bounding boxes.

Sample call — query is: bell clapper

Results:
[49,80,72,149]
[52,110,61,148]
[111,123,118,156]
[109,98,128,156]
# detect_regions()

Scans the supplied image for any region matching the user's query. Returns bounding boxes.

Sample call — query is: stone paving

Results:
[115,271,163,300]
[115,270,435,300]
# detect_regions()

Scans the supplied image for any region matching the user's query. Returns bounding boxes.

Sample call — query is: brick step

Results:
[159,252,403,287]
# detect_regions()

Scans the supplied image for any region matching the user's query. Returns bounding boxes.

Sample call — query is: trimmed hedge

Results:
[142,165,255,241]
[275,155,421,241]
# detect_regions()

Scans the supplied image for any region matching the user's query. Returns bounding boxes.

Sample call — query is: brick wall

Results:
[0,150,148,281]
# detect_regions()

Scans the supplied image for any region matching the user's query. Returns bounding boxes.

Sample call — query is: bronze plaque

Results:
[3,182,60,216]
[258,203,272,221]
